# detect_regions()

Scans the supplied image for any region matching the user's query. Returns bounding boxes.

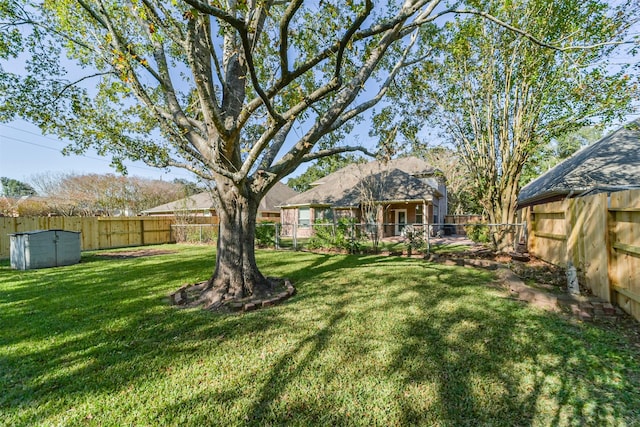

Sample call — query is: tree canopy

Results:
[0,0,459,305]
[381,0,638,250]
[0,176,36,197]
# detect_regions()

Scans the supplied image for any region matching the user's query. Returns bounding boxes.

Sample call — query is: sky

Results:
[0,119,201,183]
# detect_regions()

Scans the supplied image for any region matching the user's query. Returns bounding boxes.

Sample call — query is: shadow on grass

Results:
[249,252,639,425]
[0,248,284,416]
[1,246,638,425]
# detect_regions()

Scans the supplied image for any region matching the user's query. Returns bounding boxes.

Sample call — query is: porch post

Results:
[425,201,431,255]
[423,200,428,240]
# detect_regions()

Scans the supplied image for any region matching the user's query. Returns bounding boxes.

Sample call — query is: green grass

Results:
[1,244,639,426]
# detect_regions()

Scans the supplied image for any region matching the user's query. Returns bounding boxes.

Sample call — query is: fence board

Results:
[527,189,640,321]
[1,216,176,258]
[573,194,608,300]
[609,190,640,320]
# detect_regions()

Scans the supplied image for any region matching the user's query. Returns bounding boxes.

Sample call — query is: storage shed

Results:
[10,229,81,270]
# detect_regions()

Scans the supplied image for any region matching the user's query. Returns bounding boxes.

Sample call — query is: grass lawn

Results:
[1,244,639,426]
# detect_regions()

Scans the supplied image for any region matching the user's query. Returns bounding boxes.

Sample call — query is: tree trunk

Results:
[197,181,272,309]
[488,184,518,253]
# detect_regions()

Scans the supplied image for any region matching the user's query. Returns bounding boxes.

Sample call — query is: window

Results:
[416,205,424,224]
[316,208,333,221]
[298,207,310,227]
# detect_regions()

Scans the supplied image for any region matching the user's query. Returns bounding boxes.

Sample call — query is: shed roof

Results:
[141,181,297,214]
[518,120,640,208]
[280,157,441,208]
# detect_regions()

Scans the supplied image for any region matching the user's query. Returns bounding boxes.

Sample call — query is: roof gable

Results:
[281,156,440,208]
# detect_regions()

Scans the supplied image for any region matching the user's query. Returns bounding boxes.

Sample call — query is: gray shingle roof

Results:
[518,120,640,207]
[141,181,297,214]
[280,157,441,208]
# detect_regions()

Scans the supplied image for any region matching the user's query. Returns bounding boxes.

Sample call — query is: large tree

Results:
[1,1,627,305]
[0,0,452,307]
[385,0,637,251]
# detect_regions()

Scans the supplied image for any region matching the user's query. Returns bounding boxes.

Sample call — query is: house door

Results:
[395,209,407,236]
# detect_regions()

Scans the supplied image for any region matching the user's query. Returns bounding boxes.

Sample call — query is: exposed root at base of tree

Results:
[169,277,296,313]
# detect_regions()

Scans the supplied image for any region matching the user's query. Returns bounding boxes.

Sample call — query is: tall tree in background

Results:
[0,0,459,307]
[393,0,637,251]
[0,177,36,197]
[520,126,605,186]
[29,172,191,215]
[172,178,206,197]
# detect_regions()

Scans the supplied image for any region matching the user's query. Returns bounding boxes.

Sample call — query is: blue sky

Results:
[0,119,201,183]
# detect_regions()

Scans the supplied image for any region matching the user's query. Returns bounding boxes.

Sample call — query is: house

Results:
[279,156,447,238]
[141,181,298,220]
[518,120,640,208]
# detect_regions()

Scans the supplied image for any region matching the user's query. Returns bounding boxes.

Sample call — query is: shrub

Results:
[255,221,276,247]
[307,218,362,252]
[403,225,425,254]
[464,222,490,244]
[173,224,218,244]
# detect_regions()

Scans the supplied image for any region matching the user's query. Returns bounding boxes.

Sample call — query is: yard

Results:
[1,244,639,426]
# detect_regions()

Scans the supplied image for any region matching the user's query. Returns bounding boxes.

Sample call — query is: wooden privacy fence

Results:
[0,216,175,258]
[522,188,640,321]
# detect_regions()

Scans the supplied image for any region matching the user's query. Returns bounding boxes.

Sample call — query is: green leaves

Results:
[376,0,636,248]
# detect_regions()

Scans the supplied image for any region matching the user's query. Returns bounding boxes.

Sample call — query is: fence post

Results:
[275,223,280,250]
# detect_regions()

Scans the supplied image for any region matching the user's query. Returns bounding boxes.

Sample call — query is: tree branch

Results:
[182,0,245,31]
[52,72,114,104]
[279,0,304,78]
[447,9,630,52]
[329,29,423,132]
[259,120,295,170]
[237,23,284,124]
[238,0,435,127]
[184,15,226,136]
[334,0,373,81]
[268,20,407,180]
[140,0,184,43]
[300,145,376,164]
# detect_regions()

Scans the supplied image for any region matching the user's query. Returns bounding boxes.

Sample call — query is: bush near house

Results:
[306,218,362,252]
[255,221,277,247]
[465,222,491,244]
